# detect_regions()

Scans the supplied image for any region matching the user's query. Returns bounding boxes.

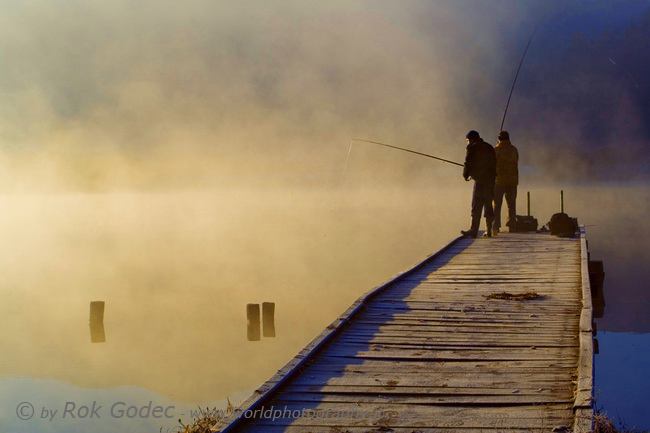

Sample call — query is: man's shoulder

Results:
[481,141,495,153]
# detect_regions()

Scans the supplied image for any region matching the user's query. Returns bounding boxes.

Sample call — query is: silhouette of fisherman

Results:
[461,130,496,238]
[493,130,519,234]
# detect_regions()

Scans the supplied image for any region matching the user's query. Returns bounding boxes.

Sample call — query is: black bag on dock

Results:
[514,215,538,232]
[549,213,579,237]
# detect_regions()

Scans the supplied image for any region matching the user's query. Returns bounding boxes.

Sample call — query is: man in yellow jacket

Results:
[493,130,519,234]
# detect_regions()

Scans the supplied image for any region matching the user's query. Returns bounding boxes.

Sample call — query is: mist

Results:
[0,2,649,430]
[1,0,647,191]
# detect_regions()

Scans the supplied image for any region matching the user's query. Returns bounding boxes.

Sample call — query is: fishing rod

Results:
[500,17,545,131]
[347,19,546,170]
[351,138,463,167]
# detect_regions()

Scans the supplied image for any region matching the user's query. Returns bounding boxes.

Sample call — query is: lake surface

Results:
[0,183,648,432]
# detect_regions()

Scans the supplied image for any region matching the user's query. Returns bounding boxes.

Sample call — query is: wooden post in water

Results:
[561,190,564,213]
[89,301,106,343]
[527,191,531,216]
[262,302,276,338]
[247,304,261,341]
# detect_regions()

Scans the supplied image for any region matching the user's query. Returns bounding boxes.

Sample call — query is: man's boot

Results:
[461,216,480,238]
[486,217,494,237]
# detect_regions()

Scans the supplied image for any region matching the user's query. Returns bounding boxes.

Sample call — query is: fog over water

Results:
[0,0,649,432]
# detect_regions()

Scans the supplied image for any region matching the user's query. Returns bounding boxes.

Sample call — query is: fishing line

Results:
[337,139,354,190]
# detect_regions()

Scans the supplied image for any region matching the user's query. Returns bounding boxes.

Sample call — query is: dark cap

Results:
[466,130,480,140]
[498,130,510,140]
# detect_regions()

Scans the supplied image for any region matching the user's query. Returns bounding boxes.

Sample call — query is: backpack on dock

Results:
[548,213,579,237]
[514,215,538,232]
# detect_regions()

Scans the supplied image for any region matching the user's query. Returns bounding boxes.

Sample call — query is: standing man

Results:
[461,130,496,238]
[492,130,519,234]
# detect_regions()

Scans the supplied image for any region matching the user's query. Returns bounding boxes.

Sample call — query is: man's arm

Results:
[463,146,472,181]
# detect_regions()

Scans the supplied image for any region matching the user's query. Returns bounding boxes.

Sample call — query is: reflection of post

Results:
[247,304,261,341]
[589,260,606,319]
[89,301,106,343]
[262,302,276,338]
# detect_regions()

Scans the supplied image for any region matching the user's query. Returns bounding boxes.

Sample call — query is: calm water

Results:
[0,184,648,432]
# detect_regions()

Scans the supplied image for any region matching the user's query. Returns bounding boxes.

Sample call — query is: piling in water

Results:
[262,302,275,338]
[89,301,106,343]
[247,304,261,341]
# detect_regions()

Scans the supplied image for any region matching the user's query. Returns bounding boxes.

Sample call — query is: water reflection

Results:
[0,188,463,408]
[589,260,605,320]
[246,304,260,342]
[262,302,276,338]
[246,302,276,341]
[89,301,106,344]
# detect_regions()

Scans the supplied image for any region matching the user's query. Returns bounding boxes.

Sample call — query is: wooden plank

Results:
[343,320,577,329]
[309,356,581,369]
[333,337,579,348]
[240,402,573,428]
[321,347,578,362]
[237,427,566,433]
[274,391,574,405]
[287,373,573,388]
[336,330,579,341]
[356,314,580,322]
[281,384,574,399]
[337,329,579,339]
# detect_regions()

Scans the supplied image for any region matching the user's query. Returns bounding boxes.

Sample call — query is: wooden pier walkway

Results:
[215,229,594,433]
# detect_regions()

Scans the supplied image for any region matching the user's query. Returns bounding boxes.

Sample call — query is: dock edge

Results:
[573,225,594,432]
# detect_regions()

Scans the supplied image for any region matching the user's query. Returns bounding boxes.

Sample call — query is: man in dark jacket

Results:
[493,130,519,234]
[461,130,496,238]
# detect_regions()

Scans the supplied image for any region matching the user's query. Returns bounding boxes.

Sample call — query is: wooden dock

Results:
[215,229,594,433]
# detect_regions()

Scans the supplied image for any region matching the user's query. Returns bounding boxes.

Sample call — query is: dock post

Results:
[561,190,564,213]
[527,191,531,216]
[247,304,261,341]
[262,302,276,337]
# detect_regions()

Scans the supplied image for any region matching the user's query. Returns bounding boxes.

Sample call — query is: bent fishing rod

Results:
[349,18,545,167]
[351,138,463,167]
[500,16,545,131]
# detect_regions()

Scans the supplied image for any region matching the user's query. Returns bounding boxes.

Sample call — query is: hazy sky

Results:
[0,0,648,191]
